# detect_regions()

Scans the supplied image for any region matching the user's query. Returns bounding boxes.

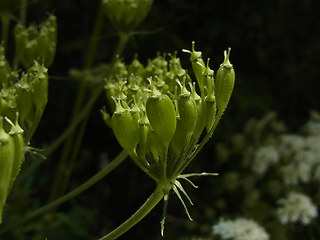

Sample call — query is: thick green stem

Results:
[0,151,128,235]
[98,184,164,240]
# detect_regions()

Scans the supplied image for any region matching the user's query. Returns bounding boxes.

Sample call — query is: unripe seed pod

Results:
[0,117,15,224]
[204,100,217,133]
[169,119,184,155]
[215,48,235,114]
[6,116,25,190]
[112,99,138,154]
[146,94,176,146]
[170,92,197,156]
[178,95,198,134]
[182,41,206,97]
[191,99,207,144]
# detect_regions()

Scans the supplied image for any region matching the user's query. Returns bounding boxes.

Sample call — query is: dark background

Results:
[3,0,320,239]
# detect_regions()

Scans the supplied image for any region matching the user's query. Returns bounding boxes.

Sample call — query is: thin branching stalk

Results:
[0,151,128,235]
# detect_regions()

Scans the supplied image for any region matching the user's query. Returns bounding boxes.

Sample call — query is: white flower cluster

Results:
[212,218,269,240]
[252,145,280,174]
[277,192,318,225]
[279,135,320,185]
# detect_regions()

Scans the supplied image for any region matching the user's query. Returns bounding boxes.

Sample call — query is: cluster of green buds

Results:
[102,0,153,33]
[14,14,57,69]
[0,116,24,224]
[104,42,235,229]
[0,45,49,144]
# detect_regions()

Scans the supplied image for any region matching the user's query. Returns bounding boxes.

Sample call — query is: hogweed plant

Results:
[0,0,236,239]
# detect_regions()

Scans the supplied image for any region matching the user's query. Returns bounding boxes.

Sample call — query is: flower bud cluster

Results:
[14,14,57,69]
[0,45,49,143]
[104,42,235,185]
[103,0,153,33]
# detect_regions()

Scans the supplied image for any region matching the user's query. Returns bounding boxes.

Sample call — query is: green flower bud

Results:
[215,48,235,114]
[0,117,15,224]
[146,92,176,146]
[112,99,138,154]
[128,56,145,75]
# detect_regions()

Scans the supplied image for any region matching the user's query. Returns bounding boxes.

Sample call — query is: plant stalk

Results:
[0,150,128,235]
[98,184,164,240]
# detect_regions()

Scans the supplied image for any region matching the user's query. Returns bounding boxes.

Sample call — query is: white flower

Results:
[212,218,269,240]
[277,192,318,225]
[281,160,313,185]
[252,145,280,174]
[278,135,305,157]
[281,148,320,185]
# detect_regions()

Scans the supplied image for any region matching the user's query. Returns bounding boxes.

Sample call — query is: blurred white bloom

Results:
[252,146,280,174]
[281,147,320,185]
[277,192,318,225]
[212,218,269,240]
[278,135,305,157]
[281,161,312,185]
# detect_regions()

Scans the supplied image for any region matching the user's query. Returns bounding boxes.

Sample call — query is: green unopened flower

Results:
[103,0,153,33]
